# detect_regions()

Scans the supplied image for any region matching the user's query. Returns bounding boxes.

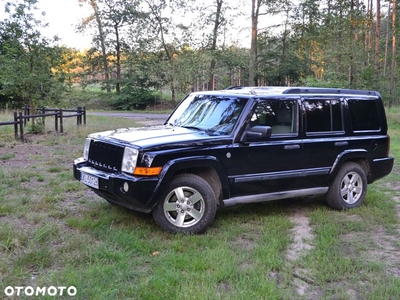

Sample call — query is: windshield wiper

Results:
[181,126,217,136]
[180,125,203,131]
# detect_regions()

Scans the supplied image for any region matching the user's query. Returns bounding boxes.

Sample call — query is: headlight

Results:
[83,138,92,160]
[121,147,139,174]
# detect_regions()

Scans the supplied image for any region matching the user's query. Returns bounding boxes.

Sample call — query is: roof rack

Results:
[224,86,379,96]
[283,88,378,96]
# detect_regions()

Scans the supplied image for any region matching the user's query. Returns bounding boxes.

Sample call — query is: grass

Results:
[0,109,399,299]
[60,85,180,112]
[0,153,15,160]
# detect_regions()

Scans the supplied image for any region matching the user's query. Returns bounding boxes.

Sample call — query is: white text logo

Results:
[4,286,77,297]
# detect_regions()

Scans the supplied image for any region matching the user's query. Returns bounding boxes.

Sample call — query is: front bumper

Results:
[73,158,159,213]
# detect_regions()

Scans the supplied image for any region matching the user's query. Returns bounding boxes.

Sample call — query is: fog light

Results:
[123,182,129,193]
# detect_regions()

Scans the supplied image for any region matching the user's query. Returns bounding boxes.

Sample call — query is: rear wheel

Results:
[326,162,367,210]
[152,173,217,234]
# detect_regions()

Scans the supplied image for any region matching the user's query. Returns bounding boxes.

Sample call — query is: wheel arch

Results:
[147,156,229,208]
[174,167,223,204]
[328,149,371,184]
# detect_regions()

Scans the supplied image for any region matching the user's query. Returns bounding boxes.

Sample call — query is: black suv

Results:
[73,87,394,233]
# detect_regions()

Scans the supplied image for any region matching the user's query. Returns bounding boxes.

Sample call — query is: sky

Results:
[36,0,93,50]
[1,0,285,51]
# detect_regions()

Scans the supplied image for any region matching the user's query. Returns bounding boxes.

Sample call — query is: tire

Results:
[325,162,367,210]
[152,173,217,234]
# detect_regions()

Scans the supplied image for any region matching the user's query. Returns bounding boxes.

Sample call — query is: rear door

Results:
[301,96,347,186]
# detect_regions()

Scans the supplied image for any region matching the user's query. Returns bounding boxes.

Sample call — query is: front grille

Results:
[88,141,124,172]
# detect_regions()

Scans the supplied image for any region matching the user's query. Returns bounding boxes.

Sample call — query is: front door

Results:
[225,99,304,197]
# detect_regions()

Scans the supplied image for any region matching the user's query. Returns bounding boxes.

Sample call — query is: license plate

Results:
[80,172,99,189]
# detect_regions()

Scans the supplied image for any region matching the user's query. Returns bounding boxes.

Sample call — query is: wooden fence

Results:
[0,107,86,141]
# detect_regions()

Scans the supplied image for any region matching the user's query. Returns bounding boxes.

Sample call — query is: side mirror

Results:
[242,126,271,142]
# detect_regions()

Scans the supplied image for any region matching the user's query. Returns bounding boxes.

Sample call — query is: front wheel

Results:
[325,162,367,210]
[152,173,217,234]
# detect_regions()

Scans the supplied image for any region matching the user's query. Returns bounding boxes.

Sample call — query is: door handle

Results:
[284,145,300,150]
[335,141,348,147]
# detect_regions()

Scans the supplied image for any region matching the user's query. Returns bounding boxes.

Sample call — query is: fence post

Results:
[77,107,81,126]
[55,110,58,132]
[14,112,18,139]
[60,109,64,133]
[41,107,45,127]
[18,112,24,141]
[24,106,28,126]
[83,107,86,125]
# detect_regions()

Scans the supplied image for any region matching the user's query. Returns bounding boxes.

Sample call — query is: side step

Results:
[222,187,329,207]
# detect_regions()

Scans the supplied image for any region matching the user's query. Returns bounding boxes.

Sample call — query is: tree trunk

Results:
[368,0,373,64]
[349,0,360,87]
[249,0,260,86]
[90,0,111,93]
[28,45,35,125]
[336,2,343,76]
[373,0,381,88]
[208,0,223,91]
[147,1,176,102]
[389,0,396,106]
[280,8,290,85]
[383,4,390,77]
[114,23,121,94]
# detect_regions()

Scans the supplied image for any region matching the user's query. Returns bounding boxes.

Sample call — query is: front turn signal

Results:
[133,167,162,176]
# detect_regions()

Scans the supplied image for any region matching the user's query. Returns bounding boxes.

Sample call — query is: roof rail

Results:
[283,88,378,96]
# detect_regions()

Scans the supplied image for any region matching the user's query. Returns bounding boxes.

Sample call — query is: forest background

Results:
[0,0,398,112]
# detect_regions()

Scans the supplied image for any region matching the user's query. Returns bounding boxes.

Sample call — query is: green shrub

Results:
[27,119,45,134]
[114,86,158,110]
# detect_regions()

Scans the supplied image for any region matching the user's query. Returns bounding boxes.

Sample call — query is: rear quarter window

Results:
[347,99,380,131]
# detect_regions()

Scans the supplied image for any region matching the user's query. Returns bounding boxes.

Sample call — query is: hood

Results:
[89,125,232,149]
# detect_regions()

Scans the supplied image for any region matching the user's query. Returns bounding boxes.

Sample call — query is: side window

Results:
[304,99,343,133]
[348,99,380,131]
[251,100,297,135]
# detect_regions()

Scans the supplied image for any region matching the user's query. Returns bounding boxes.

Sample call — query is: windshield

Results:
[167,94,248,135]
